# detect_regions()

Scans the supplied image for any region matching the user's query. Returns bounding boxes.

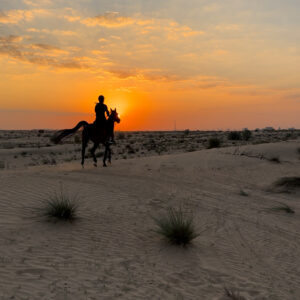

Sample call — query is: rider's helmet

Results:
[98,95,104,103]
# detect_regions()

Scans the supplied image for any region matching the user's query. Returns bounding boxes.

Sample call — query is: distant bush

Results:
[117,132,125,140]
[207,137,221,149]
[153,207,198,246]
[228,131,241,140]
[126,144,135,154]
[74,135,81,144]
[242,129,252,141]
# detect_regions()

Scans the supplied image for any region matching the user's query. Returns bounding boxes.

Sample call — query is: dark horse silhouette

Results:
[51,109,120,167]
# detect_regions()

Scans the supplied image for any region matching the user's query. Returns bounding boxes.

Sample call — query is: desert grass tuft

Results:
[43,190,78,221]
[224,287,246,300]
[272,203,295,214]
[268,156,280,163]
[153,207,198,246]
[273,177,300,191]
[239,189,248,197]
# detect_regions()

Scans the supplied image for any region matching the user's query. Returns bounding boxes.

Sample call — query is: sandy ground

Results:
[0,132,300,299]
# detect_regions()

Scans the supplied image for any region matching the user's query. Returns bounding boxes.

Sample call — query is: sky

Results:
[0,0,300,130]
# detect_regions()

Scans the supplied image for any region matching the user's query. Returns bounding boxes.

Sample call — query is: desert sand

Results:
[0,131,300,299]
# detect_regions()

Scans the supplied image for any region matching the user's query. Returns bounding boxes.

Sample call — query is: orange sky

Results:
[1,1,300,130]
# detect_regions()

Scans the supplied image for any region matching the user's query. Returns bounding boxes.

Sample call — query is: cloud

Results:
[202,3,221,12]
[0,9,48,24]
[27,28,77,36]
[107,67,183,82]
[74,11,204,39]
[23,0,53,7]
[0,35,23,43]
[81,12,135,27]
[0,35,87,70]
[32,43,61,51]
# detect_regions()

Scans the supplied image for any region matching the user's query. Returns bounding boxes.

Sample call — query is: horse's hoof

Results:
[93,163,97,167]
[103,164,107,167]
[81,164,84,169]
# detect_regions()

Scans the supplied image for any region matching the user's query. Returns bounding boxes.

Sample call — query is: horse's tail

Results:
[51,121,89,144]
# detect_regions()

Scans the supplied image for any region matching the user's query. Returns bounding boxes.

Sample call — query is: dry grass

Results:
[273,177,300,192]
[153,207,199,246]
[43,190,78,221]
[224,287,247,300]
[272,203,295,214]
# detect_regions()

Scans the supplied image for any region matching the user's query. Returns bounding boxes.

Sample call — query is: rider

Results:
[94,95,115,143]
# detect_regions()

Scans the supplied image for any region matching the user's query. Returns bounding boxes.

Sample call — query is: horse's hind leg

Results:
[81,133,89,167]
[90,142,99,167]
[108,147,112,164]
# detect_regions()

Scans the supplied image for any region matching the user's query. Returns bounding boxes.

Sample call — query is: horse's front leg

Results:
[90,142,99,167]
[103,143,109,167]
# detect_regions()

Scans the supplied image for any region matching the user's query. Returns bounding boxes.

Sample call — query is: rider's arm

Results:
[105,105,110,117]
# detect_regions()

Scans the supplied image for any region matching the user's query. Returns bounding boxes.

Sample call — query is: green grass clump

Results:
[272,204,295,214]
[44,191,77,221]
[153,207,198,246]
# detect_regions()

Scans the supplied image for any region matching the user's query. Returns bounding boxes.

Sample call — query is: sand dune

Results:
[0,139,300,299]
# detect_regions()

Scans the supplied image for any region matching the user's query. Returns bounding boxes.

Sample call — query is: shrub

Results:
[228,131,241,140]
[274,177,300,190]
[74,135,81,144]
[268,156,280,163]
[43,190,77,221]
[272,204,295,214]
[153,207,198,246]
[224,288,246,300]
[117,132,125,140]
[242,129,252,141]
[207,137,221,149]
[239,190,248,196]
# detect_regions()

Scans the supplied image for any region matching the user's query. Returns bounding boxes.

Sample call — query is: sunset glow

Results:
[1,1,300,130]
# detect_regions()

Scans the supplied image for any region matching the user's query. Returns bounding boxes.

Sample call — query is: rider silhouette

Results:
[94,95,115,143]
[94,95,109,127]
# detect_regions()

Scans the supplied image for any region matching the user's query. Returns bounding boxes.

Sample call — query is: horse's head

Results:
[110,108,121,123]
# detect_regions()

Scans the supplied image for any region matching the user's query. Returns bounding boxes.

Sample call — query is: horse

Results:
[51,109,120,167]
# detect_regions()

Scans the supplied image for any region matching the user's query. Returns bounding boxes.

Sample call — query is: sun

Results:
[110,98,128,118]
